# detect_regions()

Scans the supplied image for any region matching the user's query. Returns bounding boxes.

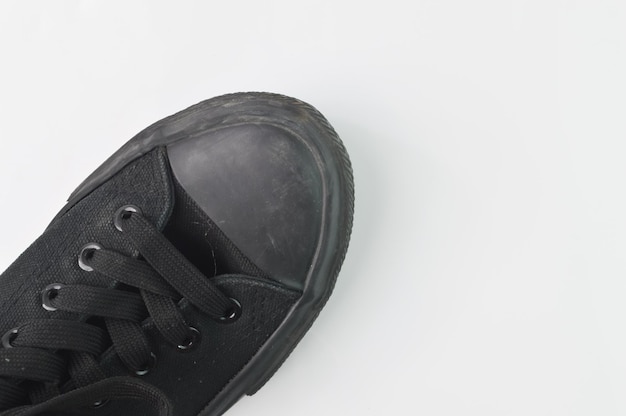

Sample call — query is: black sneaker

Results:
[0,92,354,416]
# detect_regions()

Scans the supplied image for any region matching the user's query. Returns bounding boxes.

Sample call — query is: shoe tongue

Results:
[0,148,176,334]
[162,176,269,280]
[162,181,218,279]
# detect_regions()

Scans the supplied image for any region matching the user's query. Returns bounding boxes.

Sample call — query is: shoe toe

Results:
[167,123,323,290]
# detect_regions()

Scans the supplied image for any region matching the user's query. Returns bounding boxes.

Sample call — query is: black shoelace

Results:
[0,206,241,415]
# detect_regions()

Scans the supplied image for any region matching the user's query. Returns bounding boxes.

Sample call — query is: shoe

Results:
[0,92,354,416]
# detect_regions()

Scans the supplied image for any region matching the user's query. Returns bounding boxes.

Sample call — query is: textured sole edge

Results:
[58,92,355,416]
[244,95,354,394]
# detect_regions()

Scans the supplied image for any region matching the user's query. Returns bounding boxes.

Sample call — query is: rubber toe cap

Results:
[167,123,324,290]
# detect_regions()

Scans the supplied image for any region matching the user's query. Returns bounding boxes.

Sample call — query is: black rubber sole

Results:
[58,92,354,416]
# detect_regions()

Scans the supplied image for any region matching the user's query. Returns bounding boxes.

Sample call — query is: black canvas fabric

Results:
[0,148,175,337]
[0,148,301,415]
[98,275,300,416]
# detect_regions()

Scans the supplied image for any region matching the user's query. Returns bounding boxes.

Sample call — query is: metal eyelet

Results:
[91,399,110,409]
[114,205,142,232]
[42,283,65,312]
[177,327,201,352]
[79,243,103,272]
[1,328,19,349]
[218,298,242,324]
[135,352,157,376]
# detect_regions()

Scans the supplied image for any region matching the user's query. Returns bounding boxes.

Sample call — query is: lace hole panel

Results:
[218,298,242,324]
[79,243,103,272]
[114,205,142,232]
[42,283,65,312]
[135,352,157,376]
[1,328,19,349]
[177,327,201,352]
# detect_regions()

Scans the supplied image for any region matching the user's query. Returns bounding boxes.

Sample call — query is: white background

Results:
[1,1,625,415]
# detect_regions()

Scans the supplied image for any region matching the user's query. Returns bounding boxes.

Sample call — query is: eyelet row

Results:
[29,203,244,412]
